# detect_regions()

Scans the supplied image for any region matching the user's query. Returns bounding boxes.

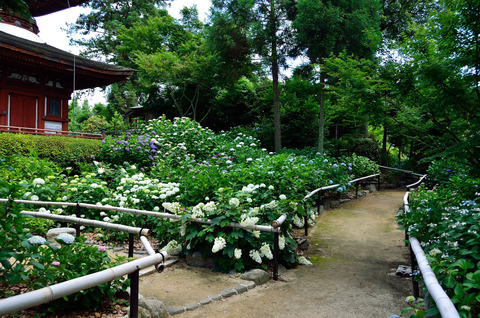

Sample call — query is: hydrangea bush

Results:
[397,175,480,317]
[0,183,127,311]
[1,116,380,274]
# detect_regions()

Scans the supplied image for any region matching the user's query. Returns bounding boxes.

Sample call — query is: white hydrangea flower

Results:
[253,230,261,238]
[212,237,227,253]
[57,233,75,244]
[259,243,273,260]
[161,240,180,253]
[32,178,45,186]
[298,256,312,265]
[234,248,242,259]
[292,215,304,228]
[229,198,240,207]
[38,207,50,214]
[28,235,46,245]
[249,250,262,263]
[279,194,287,200]
[97,168,105,174]
[192,204,204,218]
[268,185,274,190]
[279,235,286,250]
[429,248,442,257]
[203,201,216,212]
[31,195,39,201]
[240,215,259,227]
[162,202,184,214]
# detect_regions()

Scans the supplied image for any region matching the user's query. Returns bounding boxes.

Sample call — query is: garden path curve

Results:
[140,190,412,318]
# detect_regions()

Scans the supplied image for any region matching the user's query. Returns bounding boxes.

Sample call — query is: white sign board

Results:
[44,121,62,134]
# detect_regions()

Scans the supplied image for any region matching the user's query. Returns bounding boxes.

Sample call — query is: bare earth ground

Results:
[139,190,413,318]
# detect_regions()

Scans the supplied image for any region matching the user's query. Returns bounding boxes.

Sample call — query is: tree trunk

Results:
[382,125,388,164]
[363,119,369,138]
[317,70,326,153]
[271,0,282,152]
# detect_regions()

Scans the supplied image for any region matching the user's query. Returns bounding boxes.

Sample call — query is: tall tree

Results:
[68,0,166,111]
[293,0,382,153]
[386,0,480,173]
[116,8,218,121]
[210,0,296,152]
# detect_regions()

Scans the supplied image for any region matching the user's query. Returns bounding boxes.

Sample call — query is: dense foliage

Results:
[2,117,379,275]
[398,173,480,317]
[0,182,127,311]
[0,133,101,168]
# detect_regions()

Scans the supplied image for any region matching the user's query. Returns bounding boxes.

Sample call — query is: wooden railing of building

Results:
[0,125,104,140]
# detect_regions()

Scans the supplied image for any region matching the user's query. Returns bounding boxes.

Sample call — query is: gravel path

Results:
[140,190,413,318]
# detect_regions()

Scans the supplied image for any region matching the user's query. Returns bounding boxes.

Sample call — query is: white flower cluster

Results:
[279,235,286,250]
[229,198,240,207]
[234,248,242,259]
[259,243,273,260]
[57,233,75,244]
[161,240,181,254]
[240,214,259,227]
[249,249,262,263]
[241,183,260,194]
[292,215,305,228]
[298,256,312,265]
[203,201,217,212]
[28,235,46,245]
[38,207,50,214]
[32,178,45,186]
[429,248,442,257]
[162,202,185,214]
[260,200,278,210]
[192,203,204,218]
[212,237,226,253]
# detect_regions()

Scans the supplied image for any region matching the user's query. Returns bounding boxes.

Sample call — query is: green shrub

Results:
[0,133,101,168]
[0,182,127,312]
[397,175,480,316]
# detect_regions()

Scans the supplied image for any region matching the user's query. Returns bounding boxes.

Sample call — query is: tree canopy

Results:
[65,0,480,175]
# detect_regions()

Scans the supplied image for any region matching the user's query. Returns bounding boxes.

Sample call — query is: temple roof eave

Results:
[26,0,91,17]
[0,30,133,90]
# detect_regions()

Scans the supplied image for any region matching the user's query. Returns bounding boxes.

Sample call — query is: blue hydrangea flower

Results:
[57,233,75,244]
[28,235,46,245]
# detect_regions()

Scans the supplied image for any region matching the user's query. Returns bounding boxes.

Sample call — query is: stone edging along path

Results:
[134,267,273,316]
[165,279,257,315]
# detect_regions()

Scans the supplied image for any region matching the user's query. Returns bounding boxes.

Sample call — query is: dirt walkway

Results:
[139,190,413,318]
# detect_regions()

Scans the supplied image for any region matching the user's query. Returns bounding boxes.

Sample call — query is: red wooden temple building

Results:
[0,0,132,137]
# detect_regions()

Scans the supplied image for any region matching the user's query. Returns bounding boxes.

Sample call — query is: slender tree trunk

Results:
[271,0,282,152]
[382,125,388,164]
[363,121,369,137]
[318,70,326,153]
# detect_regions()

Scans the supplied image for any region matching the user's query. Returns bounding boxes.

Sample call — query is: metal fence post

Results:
[130,269,139,318]
[273,231,279,281]
[128,233,134,258]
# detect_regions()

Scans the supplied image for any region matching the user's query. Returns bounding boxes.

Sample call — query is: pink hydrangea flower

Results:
[52,261,60,266]
[98,246,106,252]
